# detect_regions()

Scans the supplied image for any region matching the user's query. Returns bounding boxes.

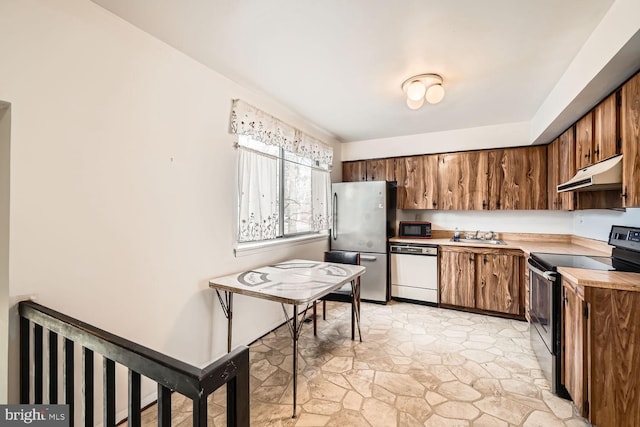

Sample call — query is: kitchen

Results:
[3,0,640,426]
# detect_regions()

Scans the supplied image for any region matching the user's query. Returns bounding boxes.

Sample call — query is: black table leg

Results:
[215,290,233,352]
[280,302,312,418]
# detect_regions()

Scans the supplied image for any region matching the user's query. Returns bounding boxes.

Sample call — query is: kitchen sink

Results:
[450,238,507,245]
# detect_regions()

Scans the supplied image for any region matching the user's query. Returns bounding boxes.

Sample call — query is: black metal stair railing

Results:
[19,300,249,426]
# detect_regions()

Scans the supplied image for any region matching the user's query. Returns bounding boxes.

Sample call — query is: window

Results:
[230,99,333,243]
[237,136,331,243]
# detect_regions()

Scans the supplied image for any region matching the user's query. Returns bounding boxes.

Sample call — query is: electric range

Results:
[528,225,640,399]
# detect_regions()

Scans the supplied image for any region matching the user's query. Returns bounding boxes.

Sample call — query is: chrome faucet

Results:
[474,230,480,239]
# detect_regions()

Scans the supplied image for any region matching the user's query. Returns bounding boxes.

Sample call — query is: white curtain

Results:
[311,168,331,231]
[237,148,279,242]
[230,99,333,167]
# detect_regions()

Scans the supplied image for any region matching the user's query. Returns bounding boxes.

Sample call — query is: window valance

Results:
[230,99,333,166]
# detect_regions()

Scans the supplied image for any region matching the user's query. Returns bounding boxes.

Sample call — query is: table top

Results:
[208,259,366,305]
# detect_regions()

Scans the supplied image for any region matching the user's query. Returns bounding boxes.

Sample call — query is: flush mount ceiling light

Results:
[401,73,445,110]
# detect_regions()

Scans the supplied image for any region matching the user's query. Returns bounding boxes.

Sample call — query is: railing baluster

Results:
[49,331,58,404]
[157,384,171,427]
[83,348,94,427]
[103,358,116,427]
[19,317,30,404]
[34,324,43,404]
[20,301,251,427]
[193,395,207,427]
[63,338,74,427]
[128,370,141,427]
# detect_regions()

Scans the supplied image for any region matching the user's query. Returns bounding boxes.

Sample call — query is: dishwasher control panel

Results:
[390,244,437,256]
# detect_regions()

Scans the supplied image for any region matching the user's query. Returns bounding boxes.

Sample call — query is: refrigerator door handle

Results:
[360,255,377,261]
[332,192,338,240]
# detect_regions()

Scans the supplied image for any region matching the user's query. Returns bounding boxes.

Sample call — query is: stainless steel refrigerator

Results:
[331,181,396,303]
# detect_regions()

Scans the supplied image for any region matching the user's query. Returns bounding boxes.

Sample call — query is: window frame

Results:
[236,136,330,245]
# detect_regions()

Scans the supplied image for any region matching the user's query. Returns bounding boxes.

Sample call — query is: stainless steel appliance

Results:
[390,243,438,305]
[331,181,397,303]
[528,225,640,397]
[398,221,432,239]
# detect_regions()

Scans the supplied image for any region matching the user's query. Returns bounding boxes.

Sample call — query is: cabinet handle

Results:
[594,146,600,157]
[469,256,473,262]
[432,201,437,208]
[482,200,487,210]
[483,255,487,264]
[585,151,590,160]
[563,294,569,306]
[621,186,628,200]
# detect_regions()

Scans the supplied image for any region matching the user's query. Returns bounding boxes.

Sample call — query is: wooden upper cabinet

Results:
[558,127,576,211]
[576,112,594,169]
[621,72,640,207]
[438,151,488,210]
[488,146,547,210]
[365,158,395,181]
[395,155,438,209]
[594,91,620,163]
[439,248,475,308]
[475,252,520,315]
[547,138,560,210]
[342,161,366,182]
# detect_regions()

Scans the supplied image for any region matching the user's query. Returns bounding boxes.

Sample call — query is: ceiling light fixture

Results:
[401,73,445,110]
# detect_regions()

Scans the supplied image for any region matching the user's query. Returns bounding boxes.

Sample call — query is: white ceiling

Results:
[90,0,617,143]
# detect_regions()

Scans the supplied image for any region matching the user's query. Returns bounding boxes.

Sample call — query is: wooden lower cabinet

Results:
[562,280,587,416]
[439,246,523,317]
[439,249,475,308]
[562,277,640,427]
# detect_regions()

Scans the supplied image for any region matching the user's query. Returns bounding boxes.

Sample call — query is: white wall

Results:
[530,0,640,144]
[401,207,640,243]
[342,121,530,161]
[400,209,574,236]
[0,103,10,403]
[574,208,640,241]
[0,0,337,416]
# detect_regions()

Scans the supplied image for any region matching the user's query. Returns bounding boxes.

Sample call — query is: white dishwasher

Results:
[390,243,438,305]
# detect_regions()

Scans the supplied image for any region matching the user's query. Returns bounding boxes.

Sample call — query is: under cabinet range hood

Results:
[557,154,623,193]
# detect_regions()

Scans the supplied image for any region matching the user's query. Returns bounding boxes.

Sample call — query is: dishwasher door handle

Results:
[360,255,377,261]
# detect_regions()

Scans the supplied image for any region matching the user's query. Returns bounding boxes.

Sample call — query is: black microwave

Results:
[398,221,432,239]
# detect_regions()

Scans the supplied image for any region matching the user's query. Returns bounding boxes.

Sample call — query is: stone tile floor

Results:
[139,301,590,426]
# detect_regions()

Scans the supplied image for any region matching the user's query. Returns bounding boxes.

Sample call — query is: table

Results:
[209,259,365,418]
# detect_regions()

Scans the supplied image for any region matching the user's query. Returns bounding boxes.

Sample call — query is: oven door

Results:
[529,260,557,354]
[528,258,568,396]
[528,260,556,354]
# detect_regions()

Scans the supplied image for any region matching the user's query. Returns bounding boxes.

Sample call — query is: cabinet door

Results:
[488,146,547,210]
[475,253,520,315]
[342,161,366,182]
[439,249,475,308]
[621,73,640,207]
[396,155,438,209]
[547,139,560,210]
[366,158,395,181]
[594,92,620,163]
[576,112,594,169]
[438,151,488,210]
[558,127,576,211]
[562,283,587,417]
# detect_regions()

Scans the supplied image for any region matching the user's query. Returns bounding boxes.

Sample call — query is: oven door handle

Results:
[528,262,557,282]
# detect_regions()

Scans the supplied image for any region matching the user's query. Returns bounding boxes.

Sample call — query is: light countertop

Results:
[558,267,640,292]
[390,235,640,292]
[389,237,611,257]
